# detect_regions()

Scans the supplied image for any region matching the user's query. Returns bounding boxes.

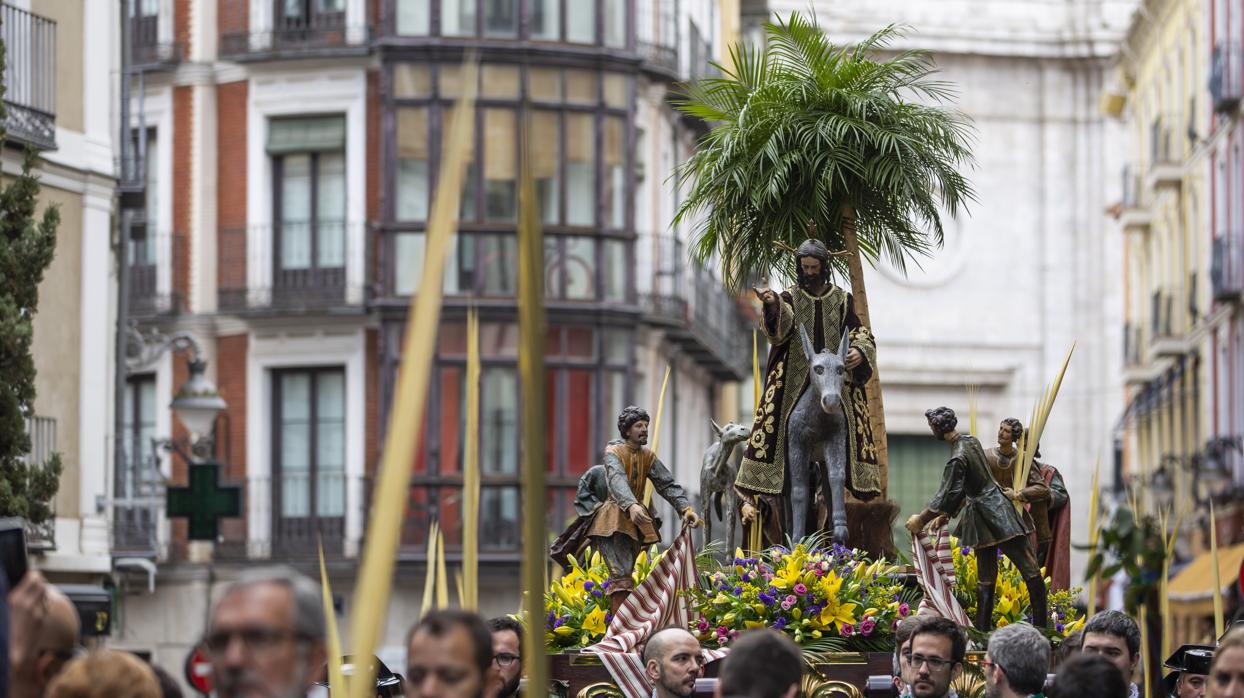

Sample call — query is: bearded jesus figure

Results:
[736,238,882,548]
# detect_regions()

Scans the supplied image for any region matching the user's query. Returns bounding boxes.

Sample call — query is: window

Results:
[566,112,595,225]
[567,1,595,43]
[396,108,429,221]
[273,368,346,546]
[442,0,475,35]
[604,0,626,47]
[397,0,430,35]
[129,127,158,266]
[529,0,559,40]
[483,109,517,221]
[400,323,634,554]
[484,0,518,37]
[269,116,347,295]
[886,434,946,544]
[278,0,345,32]
[116,375,158,551]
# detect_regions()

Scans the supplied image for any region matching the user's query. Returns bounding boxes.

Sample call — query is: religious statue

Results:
[1027,430,1071,590]
[905,407,1047,631]
[736,238,882,549]
[983,418,1050,553]
[549,406,701,614]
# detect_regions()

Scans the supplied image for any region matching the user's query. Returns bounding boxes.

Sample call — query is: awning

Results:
[267,115,346,155]
[1168,540,1244,605]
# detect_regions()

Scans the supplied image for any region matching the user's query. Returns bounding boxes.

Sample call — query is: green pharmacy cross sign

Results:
[166,462,242,541]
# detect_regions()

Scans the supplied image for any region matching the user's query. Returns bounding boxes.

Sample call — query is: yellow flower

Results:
[996,617,1010,628]
[554,625,576,636]
[722,613,737,625]
[818,599,857,633]
[582,607,607,635]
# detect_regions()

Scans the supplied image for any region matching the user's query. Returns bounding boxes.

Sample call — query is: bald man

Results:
[9,572,80,698]
[643,628,704,698]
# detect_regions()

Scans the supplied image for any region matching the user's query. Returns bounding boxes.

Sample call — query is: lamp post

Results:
[170,358,226,461]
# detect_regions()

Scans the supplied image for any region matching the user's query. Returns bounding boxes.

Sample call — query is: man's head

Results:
[1164,644,1213,698]
[1055,629,1083,664]
[1082,610,1141,685]
[925,407,959,440]
[984,623,1050,698]
[485,617,524,698]
[905,617,965,698]
[1051,653,1129,698]
[406,610,493,698]
[618,406,651,445]
[998,419,1023,448]
[206,566,327,698]
[11,583,80,698]
[1211,627,1244,698]
[715,629,802,698]
[642,627,703,698]
[893,615,929,695]
[795,238,831,294]
[46,650,161,698]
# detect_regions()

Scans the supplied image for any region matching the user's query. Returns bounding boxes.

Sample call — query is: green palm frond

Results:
[673,13,976,290]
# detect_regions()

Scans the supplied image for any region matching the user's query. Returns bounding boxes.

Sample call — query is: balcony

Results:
[219,0,370,60]
[1211,41,1243,113]
[1147,115,1183,190]
[688,20,719,82]
[111,450,163,558]
[21,416,56,551]
[215,473,352,561]
[637,234,751,380]
[1212,232,1244,303]
[636,0,678,78]
[127,229,185,319]
[1,4,56,151]
[218,221,368,315]
[129,3,182,70]
[1119,164,1150,232]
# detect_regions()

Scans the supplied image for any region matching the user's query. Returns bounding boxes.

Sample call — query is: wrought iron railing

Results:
[636,0,678,74]
[220,1,369,57]
[128,229,185,318]
[130,4,181,68]
[1212,231,1244,302]
[1212,41,1243,113]
[218,221,368,312]
[1,3,56,150]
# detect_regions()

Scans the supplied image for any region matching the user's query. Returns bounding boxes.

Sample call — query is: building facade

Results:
[112,0,750,680]
[752,0,1134,554]
[9,0,118,596]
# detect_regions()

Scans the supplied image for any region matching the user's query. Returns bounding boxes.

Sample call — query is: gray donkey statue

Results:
[699,420,750,553]
[788,324,851,545]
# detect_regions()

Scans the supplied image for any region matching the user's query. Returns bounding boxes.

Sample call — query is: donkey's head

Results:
[711,420,751,447]
[799,324,849,415]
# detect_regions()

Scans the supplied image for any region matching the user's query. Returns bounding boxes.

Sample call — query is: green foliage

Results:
[673,14,977,289]
[0,32,63,523]
[1079,505,1167,614]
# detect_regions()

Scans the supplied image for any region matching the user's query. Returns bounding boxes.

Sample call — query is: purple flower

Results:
[734,586,744,595]
[892,619,901,631]
[860,619,877,636]
[806,605,822,617]
[716,626,729,636]
[841,623,855,637]
[785,595,798,606]
[584,581,595,591]
[773,617,787,630]
[898,603,910,617]
[602,580,610,589]
[592,589,603,598]
[960,547,971,555]
[605,612,614,624]
[781,599,794,611]
[1055,622,1065,633]
[697,618,710,632]
[794,583,808,594]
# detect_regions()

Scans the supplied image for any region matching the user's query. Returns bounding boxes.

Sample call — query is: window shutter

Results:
[267,116,346,155]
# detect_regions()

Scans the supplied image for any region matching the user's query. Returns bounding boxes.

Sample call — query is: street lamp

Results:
[170,358,226,457]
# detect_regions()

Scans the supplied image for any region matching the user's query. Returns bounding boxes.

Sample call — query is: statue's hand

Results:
[844,348,863,370]
[1002,488,1022,503]
[681,508,703,529]
[740,502,757,525]
[627,503,652,527]
[904,514,925,535]
[930,514,950,530]
[752,287,778,308]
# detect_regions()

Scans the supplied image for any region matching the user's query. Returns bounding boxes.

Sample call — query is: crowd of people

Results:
[8,564,1244,698]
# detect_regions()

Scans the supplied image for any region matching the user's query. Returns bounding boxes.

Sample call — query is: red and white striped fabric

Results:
[911,526,972,627]
[587,526,728,698]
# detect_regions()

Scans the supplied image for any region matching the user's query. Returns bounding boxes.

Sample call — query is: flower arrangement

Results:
[691,542,914,650]
[950,539,1084,635]
[544,547,665,650]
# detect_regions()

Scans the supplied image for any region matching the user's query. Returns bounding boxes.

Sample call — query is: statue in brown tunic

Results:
[549,406,701,614]
[983,418,1052,555]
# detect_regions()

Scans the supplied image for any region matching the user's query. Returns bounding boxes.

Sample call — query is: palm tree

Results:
[673,14,976,481]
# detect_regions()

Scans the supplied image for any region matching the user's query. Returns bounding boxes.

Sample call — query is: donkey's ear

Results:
[838,330,851,362]
[799,323,815,360]
[711,420,723,437]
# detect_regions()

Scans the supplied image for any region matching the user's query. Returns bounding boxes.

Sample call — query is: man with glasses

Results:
[983,623,1051,698]
[205,566,327,698]
[485,617,523,698]
[903,616,966,698]
[406,610,492,698]
[642,627,704,698]
[9,572,80,698]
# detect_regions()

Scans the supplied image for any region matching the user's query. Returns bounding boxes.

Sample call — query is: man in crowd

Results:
[205,566,327,698]
[1082,610,1142,698]
[1163,645,1213,698]
[1052,654,1129,698]
[715,629,803,698]
[904,616,966,698]
[407,610,493,698]
[485,617,523,698]
[643,627,704,698]
[9,571,79,698]
[893,615,929,697]
[983,623,1050,698]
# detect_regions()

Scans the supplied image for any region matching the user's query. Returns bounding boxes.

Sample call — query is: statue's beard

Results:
[797,269,830,292]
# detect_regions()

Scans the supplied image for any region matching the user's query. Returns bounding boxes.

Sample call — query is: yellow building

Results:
[5,0,117,596]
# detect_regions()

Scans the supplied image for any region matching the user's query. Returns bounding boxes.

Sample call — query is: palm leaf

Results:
[674,13,976,289]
